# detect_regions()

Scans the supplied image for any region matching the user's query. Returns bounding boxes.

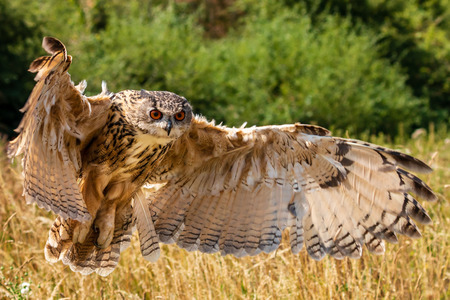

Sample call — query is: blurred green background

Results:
[1,0,449,138]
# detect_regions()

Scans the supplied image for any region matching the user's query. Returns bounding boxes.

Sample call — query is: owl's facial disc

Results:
[134,90,193,139]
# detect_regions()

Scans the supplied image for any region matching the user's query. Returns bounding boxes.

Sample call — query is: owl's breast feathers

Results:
[86,98,175,185]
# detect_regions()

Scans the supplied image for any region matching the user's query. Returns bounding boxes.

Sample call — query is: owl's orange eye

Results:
[174,111,185,121]
[150,109,162,120]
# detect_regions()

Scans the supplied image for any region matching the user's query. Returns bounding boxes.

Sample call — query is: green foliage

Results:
[0,265,33,299]
[188,8,424,134]
[285,0,450,127]
[1,0,449,137]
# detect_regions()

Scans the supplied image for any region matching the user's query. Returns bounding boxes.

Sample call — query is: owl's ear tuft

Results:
[140,89,151,99]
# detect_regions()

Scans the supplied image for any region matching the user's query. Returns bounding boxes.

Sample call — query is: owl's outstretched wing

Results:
[148,116,436,260]
[8,37,111,222]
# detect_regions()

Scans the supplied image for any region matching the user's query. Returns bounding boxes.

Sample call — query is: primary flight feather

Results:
[9,37,437,276]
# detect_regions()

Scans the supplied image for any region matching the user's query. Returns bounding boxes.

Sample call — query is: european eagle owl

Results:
[8,37,437,276]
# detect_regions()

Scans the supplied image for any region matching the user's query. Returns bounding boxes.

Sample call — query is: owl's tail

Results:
[44,204,134,276]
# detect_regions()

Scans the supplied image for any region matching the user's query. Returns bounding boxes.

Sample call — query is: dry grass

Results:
[0,126,449,299]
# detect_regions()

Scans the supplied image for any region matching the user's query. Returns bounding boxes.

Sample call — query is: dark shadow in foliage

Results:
[0,0,42,137]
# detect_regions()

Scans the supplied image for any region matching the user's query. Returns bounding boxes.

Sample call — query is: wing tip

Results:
[95,266,116,277]
[28,36,69,79]
[42,36,66,56]
[398,154,432,174]
[142,248,161,262]
[338,138,434,175]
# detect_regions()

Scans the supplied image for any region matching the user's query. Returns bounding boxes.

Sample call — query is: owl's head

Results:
[128,90,193,140]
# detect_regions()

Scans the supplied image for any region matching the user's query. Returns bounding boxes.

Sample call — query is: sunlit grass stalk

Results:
[0,127,448,299]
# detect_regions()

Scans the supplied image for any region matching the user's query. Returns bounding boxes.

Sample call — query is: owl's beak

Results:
[165,119,172,136]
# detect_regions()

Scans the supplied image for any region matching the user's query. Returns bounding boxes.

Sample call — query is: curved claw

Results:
[72,219,93,244]
[93,204,116,248]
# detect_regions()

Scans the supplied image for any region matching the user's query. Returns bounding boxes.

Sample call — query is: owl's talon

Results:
[92,204,116,248]
[94,222,114,248]
[95,229,113,249]
[73,219,93,244]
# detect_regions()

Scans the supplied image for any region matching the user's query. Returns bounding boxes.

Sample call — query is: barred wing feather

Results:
[8,37,111,222]
[149,117,436,260]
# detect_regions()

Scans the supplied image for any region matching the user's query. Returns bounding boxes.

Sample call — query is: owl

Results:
[8,37,437,276]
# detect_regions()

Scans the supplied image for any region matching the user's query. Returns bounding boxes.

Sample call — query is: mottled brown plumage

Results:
[9,37,437,276]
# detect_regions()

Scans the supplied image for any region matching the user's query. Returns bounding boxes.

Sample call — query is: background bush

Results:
[1,0,448,137]
[0,0,42,135]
